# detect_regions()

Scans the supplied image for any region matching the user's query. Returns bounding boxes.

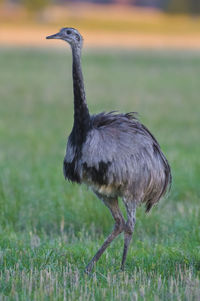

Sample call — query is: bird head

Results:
[46,27,83,48]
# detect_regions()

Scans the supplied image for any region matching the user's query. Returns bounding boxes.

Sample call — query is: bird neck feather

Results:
[71,44,91,146]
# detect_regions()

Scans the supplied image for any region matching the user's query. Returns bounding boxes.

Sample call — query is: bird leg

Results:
[121,199,136,270]
[85,198,125,274]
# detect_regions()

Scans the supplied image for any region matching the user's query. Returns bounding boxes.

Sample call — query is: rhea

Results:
[46,28,171,273]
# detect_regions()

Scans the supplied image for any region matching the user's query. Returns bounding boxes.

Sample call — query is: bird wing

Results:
[81,112,171,210]
[81,112,156,185]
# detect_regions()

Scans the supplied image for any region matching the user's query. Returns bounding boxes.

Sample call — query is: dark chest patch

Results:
[83,161,111,186]
[63,158,81,184]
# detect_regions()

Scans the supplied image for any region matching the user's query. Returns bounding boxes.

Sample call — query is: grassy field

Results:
[0,47,199,300]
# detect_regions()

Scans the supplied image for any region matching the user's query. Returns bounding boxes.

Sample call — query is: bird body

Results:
[46,27,171,273]
[64,111,170,212]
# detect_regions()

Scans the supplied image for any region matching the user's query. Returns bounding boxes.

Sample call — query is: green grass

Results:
[0,47,199,300]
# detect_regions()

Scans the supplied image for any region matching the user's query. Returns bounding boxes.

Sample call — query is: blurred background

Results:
[1,0,200,49]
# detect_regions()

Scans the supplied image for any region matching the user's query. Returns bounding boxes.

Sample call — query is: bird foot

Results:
[84,262,94,274]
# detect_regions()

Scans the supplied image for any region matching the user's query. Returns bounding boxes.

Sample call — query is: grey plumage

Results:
[81,112,171,210]
[46,28,172,273]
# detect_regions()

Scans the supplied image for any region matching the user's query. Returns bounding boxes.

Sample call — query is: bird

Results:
[46,27,172,273]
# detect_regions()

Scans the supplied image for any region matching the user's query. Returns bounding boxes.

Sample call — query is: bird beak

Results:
[46,32,61,40]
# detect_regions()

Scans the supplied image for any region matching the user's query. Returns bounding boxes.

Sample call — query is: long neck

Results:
[71,44,90,145]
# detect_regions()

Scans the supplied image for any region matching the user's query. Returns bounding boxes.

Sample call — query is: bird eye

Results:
[67,30,72,35]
